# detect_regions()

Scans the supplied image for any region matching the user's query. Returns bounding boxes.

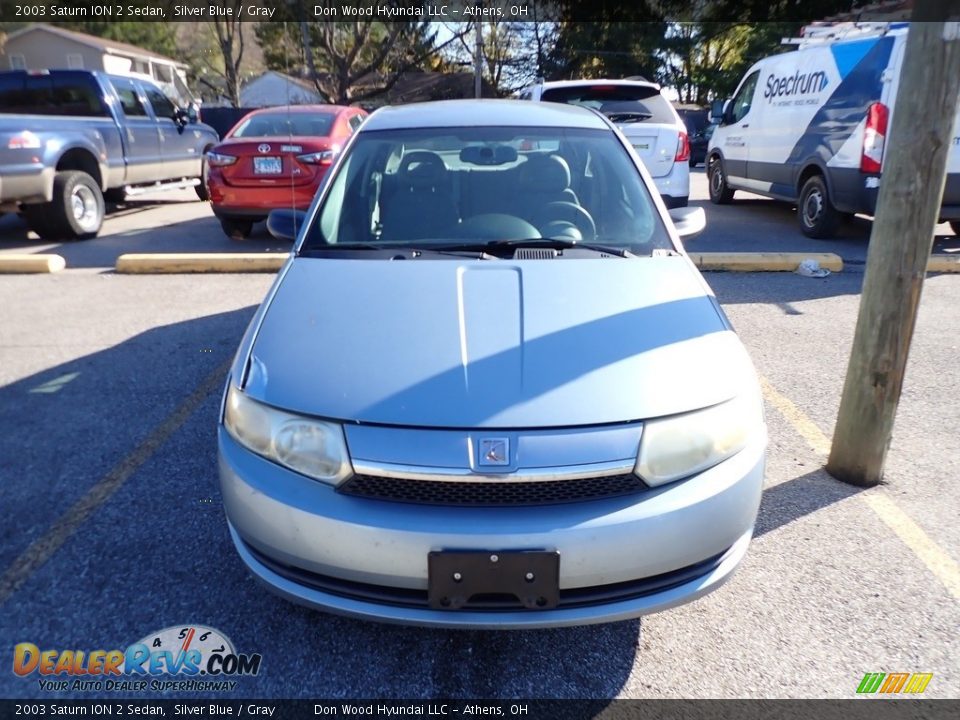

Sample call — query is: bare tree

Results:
[296,19,472,105]
[194,0,245,107]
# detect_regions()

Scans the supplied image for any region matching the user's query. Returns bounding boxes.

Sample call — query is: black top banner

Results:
[0,0,889,24]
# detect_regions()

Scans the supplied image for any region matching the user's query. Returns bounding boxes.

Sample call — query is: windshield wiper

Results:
[299,242,491,259]
[605,111,653,123]
[433,238,638,258]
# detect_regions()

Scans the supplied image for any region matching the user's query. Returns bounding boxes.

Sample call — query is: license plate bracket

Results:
[428,550,560,611]
[254,156,282,174]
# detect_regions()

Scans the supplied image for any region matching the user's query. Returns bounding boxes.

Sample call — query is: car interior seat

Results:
[380,151,459,242]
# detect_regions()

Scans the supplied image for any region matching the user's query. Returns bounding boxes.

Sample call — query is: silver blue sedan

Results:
[218,99,766,628]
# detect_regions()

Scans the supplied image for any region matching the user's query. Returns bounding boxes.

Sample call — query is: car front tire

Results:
[949,220,960,237]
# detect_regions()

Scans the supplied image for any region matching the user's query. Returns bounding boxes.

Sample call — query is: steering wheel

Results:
[534,202,596,241]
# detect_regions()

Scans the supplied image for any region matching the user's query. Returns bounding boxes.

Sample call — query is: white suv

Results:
[520,79,691,208]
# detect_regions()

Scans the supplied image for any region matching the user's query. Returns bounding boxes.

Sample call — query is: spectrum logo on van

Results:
[763,70,829,99]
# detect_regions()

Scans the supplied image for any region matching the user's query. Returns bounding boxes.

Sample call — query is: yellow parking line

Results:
[759,374,960,601]
[758,376,831,455]
[863,494,960,600]
[690,252,843,272]
[116,253,288,274]
[0,359,231,605]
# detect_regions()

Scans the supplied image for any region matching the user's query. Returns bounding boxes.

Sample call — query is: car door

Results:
[718,70,760,188]
[107,77,161,186]
[141,83,201,180]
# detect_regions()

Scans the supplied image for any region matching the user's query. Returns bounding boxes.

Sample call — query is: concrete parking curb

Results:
[0,254,66,274]
[689,252,844,272]
[115,253,289,274]
[927,255,960,273]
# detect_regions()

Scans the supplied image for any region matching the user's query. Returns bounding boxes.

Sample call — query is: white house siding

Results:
[240,72,323,107]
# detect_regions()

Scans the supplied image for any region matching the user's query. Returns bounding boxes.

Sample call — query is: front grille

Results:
[338,472,646,507]
[245,541,733,612]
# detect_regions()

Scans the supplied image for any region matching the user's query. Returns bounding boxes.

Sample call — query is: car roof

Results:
[246,105,356,116]
[362,99,609,132]
[540,79,663,92]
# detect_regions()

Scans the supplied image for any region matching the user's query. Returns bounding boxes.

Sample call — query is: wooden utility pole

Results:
[827,4,960,487]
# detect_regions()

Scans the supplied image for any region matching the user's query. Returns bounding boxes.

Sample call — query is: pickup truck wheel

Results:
[708,158,734,204]
[798,175,842,239]
[29,171,105,240]
[220,218,254,240]
[950,221,960,237]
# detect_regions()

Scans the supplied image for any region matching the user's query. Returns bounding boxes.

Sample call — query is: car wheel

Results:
[708,158,734,204]
[195,153,211,201]
[950,220,960,237]
[220,217,254,240]
[26,170,104,240]
[798,175,842,239]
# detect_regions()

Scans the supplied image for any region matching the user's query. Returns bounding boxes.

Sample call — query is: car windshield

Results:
[301,125,671,252]
[541,85,677,125]
[232,113,335,138]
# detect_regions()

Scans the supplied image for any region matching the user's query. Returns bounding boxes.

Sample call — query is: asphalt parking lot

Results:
[0,171,958,700]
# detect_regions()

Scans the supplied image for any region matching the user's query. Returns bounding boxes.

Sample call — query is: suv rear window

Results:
[0,72,108,116]
[541,84,676,125]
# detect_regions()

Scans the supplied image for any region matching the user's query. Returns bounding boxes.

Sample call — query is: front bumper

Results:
[219,428,765,628]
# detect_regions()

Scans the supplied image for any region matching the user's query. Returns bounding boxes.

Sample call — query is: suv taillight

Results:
[861,102,888,173]
[675,131,690,162]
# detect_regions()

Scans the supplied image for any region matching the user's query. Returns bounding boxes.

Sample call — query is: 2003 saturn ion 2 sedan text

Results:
[218,99,767,628]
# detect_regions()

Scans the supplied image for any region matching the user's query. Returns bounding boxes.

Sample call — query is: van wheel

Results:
[25,171,104,240]
[950,221,960,237]
[708,158,734,204]
[798,175,841,239]
[220,218,254,240]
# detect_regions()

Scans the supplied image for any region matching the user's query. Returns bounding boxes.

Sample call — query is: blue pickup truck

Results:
[0,70,219,239]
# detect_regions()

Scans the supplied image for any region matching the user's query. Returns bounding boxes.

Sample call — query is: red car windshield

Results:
[232,113,336,138]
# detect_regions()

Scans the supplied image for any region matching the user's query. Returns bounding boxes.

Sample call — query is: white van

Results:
[707,22,960,238]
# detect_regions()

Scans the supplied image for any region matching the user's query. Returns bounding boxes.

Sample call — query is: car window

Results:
[730,72,760,124]
[110,78,147,117]
[144,86,177,120]
[348,114,364,132]
[303,126,670,251]
[0,72,108,116]
[541,85,677,124]
[232,113,336,138]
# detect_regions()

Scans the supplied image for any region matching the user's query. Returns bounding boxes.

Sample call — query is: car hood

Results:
[243,257,755,428]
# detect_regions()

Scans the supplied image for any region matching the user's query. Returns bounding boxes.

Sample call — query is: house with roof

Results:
[238,71,324,107]
[0,24,196,106]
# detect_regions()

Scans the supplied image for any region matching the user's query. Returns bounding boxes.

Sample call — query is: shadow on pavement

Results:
[0,209,289,269]
[0,305,639,701]
[755,468,864,539]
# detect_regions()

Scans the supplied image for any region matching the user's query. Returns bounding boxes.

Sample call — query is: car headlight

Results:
[635,393,762,487]
[223,384,352,484]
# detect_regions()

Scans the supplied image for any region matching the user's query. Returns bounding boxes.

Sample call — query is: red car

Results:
[205,105,367,239]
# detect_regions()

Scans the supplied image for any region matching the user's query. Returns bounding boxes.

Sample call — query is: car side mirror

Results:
[267,209,306,242]
[710,99,726,124]
[173,108,190,131]
[668,206,706,239]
